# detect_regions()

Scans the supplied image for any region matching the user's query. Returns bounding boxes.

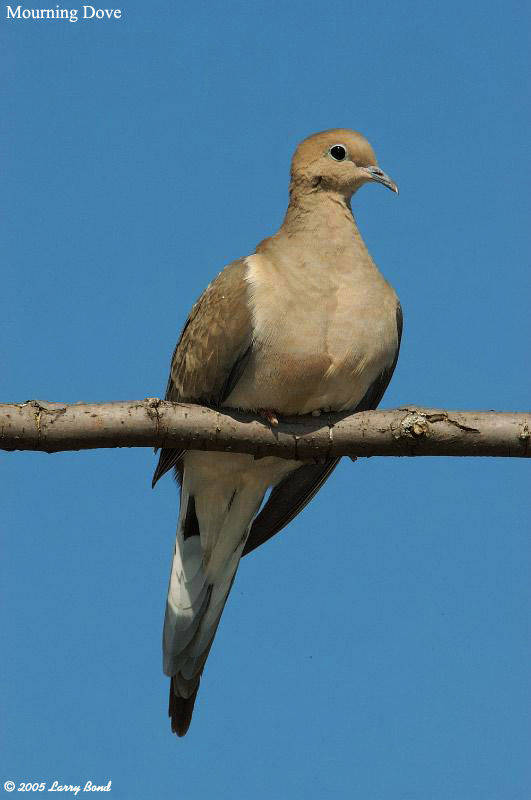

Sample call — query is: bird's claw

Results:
[258,408,279,426]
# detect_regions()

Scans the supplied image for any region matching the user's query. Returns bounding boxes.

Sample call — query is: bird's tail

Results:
[163,457,264,736]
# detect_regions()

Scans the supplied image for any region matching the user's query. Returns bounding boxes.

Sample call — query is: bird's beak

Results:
[364,166,399,195]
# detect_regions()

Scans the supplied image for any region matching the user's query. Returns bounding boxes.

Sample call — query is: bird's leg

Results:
[258,408,279,426]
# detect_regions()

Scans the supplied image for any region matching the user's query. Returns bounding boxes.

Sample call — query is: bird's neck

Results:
[274,187,372,266]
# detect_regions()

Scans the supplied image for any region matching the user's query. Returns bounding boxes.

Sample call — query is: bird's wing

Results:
[354,302,403,412]
[243,301,403,556]
[152,258,252,487]
[242,458,340,556]
[155,257,259,736]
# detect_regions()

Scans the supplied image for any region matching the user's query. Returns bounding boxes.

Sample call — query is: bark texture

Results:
[1,400,529,459]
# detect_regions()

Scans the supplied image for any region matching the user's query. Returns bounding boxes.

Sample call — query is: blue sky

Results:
[1,1,530,798]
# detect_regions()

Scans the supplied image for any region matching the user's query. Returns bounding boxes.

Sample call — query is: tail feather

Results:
[163,450,293,737]
[168,623,221,735]
[169,677,199,737]
[163,463,260,736]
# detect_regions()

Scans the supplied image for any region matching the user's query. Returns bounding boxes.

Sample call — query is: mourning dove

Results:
[153,129,402,736]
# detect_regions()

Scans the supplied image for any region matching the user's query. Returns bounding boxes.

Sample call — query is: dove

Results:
[153,129,401,736]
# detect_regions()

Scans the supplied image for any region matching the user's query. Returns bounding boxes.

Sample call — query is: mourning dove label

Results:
[5,5,123,21]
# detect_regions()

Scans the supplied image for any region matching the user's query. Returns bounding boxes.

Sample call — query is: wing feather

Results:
[153,258,252,487]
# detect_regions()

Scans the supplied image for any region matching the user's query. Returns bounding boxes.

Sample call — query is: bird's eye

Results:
[329,144,347,161]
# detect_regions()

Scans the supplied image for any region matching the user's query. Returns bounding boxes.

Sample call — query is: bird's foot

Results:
[258,408,279,426]
[311,406,331,417]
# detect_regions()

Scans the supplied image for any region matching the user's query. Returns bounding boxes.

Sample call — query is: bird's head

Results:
[290,129,398,198]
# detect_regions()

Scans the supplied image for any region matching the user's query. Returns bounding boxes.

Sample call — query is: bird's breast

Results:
[225,254,398,415]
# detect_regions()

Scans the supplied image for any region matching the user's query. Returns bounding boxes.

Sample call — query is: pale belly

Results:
[226,254,398,415]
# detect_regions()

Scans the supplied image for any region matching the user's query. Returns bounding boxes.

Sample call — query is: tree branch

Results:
[0,400,529,459]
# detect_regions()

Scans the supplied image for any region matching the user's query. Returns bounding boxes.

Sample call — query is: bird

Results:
[152,129,402,737]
